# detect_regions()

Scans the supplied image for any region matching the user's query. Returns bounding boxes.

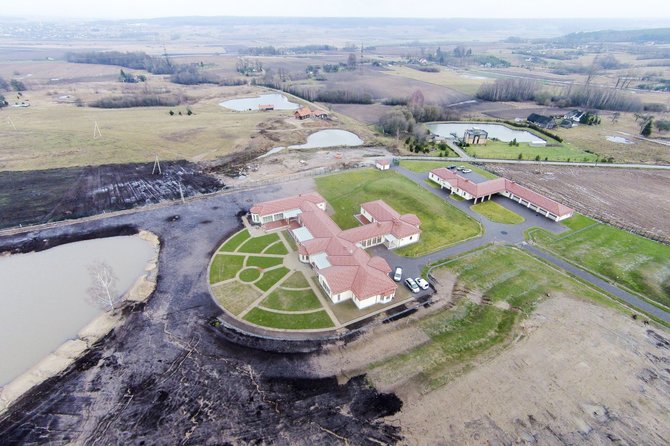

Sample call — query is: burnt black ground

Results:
[0,161,223,230]
[0,177,402,445]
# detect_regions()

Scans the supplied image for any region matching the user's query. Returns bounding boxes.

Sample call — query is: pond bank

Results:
[0,230,160,414]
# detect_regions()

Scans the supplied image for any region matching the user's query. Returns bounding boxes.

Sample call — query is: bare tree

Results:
[87,261,120,311]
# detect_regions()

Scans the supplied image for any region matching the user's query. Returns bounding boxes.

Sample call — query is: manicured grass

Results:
[211,281,262,316]
[246,256,284,269]
[401,160,498,180]
[316,169,481,257]
[219,229,250,252]
[529,222,670,308]
[263,241,288,255]
[209,255,245,284]
[239,267,261,283]
[261,288,322,312]
[467,140,598,162]
[255,267,290,292]
[449,194,465,201]
[560,213,597,232]
[281,272,311,289]
[238,233,280,253]
[369,245,614,391]
[470,201,524,224]
[244,308,334,330]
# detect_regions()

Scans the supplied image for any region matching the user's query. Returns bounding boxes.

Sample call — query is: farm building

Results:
[428,168,573,221]
[258,104,275,111]
[294,107,313,120]
[375,159,391,170]
[463,128,488,145]
[527,113,556,129]
[250,194,421,309]
[312,109,328,119]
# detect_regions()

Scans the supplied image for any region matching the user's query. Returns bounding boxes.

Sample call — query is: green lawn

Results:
[467,140,598,162]
[529,222,670,308]
[281,272,311,289]
[369,245,615,392]
[264,241,289,255]
[246,256,284,269]
[401,161,498,179]
[255,267,290,292]
[219,229,250,252]
[316,169,482,257]
[244,308,334,329]
[239,267,261,283]
[282,230,298,252]
[471,201,524,224]
[238,233,280,253]
[209,255,245,283]
[261,288,322,312]
[211,281,262,316]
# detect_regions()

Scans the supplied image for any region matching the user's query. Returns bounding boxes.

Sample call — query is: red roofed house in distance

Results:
[250,193,421,309]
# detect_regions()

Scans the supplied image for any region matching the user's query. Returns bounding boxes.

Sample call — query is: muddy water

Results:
[288,129,363,149]
[219,93,299,111]
[0,236,155,385]
[427,122,546,143]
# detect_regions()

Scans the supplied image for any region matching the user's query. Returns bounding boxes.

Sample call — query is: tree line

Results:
[477,78,643,112]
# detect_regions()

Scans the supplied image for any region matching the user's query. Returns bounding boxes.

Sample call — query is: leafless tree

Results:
[87,261,120,311]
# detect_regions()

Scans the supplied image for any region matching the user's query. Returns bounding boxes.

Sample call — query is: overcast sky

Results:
[2,0,670,20]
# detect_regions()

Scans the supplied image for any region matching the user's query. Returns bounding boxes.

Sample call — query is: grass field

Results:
[528,220,670,308]
[369,245,616,392]
[0,92,277,171]
[316,169,481,257]
[471,201,524,224]
[263,241,289,255]
[209,255,245,283]
[243,308,334,330]
[239,267,262,283]
[261,288,322,312]
[211,282,262,316]
[255,267,291,292]
[246,256,284,269]
[238,233,280,253]
[400,160,498,179]
[467,141,598,162]
[219,229,250,252]
[384,66,487,95]
[281,272,311,289]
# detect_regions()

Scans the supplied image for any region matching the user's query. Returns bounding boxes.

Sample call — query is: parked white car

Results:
[461,168,472,173]
[393,267,403,282]
[405,278,420,293]
[415,277,430,290]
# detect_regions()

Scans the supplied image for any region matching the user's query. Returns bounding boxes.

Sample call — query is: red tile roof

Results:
[294,107,312,118]
[430,168,573,217]
[250,192,325,217]
[252,194,418,301]
[376,159,391,166]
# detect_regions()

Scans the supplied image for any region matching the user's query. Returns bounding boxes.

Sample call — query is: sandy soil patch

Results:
[396,294,670,445]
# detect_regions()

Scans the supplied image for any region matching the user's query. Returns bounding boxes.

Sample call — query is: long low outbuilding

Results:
[428,167,574,221]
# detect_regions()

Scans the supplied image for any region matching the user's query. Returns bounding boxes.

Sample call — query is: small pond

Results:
[288,129,363,149]
[427,122,546,144]
[219,93,299,111]
[0,236,155,385]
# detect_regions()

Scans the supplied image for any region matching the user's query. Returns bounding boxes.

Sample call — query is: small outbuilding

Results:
[312,109,328,119]
[375,159,391,171]
[294,107,313,120]
[463,128,488,145]
[258,104,275,111]
[527,113,556,129]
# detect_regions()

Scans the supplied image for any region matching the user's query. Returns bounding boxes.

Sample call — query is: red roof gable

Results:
[250,192,325,217]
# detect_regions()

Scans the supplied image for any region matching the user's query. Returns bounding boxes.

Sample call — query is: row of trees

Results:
[477,78,643,112]
[0,76,27,92]
[89,94,183,108]
[240,45,337,56]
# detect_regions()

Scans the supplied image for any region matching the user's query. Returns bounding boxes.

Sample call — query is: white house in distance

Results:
[250,194,421,309]
[428,167,574,221]
[375,159,391,170]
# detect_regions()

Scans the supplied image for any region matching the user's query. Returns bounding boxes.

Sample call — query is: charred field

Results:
[0,177,404,445]
[0,160,223,230]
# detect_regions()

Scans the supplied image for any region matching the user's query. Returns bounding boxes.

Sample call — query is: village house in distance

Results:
[250,193,421,309]
[429,167,574,221]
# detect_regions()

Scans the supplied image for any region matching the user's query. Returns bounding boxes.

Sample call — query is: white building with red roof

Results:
[250,194,421,309]
[428,167,573,221]
[375,159,391,170]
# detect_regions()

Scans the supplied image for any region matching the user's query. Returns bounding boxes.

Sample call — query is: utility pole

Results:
[7,115,16,130]
[152,154,162,175]
[93,121,102,138]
